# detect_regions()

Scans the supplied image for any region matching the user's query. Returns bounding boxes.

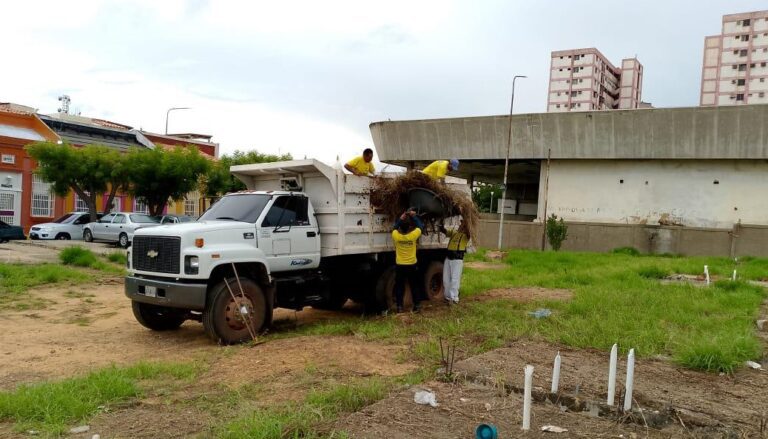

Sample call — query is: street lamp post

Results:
[497,75,527,249]
[165,107,191,135]
[490,191,495,214]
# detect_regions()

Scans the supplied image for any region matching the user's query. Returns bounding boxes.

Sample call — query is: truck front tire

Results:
[131,301,186,331]
[203,277,267,345]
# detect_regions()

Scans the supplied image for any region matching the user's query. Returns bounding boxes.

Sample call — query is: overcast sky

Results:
[2,0,766,164]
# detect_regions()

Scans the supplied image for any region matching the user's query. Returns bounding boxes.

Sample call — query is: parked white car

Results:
[30,212,98,240]
[83,212,161,248]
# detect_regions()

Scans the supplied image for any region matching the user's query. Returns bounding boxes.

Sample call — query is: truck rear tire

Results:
[203,277,267,345]
[423,260,445,301]
[373,266,415,312]
[132,301,186,331]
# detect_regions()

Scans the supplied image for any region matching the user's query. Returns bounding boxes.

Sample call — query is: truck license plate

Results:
[144,286,157,297]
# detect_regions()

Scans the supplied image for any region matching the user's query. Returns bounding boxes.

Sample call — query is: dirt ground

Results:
[0,241,123,265]
[336,339,768,438]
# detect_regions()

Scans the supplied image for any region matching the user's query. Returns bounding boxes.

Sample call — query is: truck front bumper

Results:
[125,276,207,310]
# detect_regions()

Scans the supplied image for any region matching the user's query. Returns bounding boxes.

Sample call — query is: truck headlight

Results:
[185,255,199,275]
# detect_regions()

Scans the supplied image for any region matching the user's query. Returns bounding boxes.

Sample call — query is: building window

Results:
[557,92,561,96]
[74,193,89,212]
[559,68,563,71]
[740,34,750,41]
[750,63,756,68]
[571,91,577,97]
[31,175,54,217]
[184,198,198,217]
[133,199,149,214]
[740,49,748,56]
[736,94,745,101]
[743,19,751,26]
[733,50,738,55]
[737,79,746,86]
[732,65,738,69]
[738,64,747,71]
[761,78,766,82]
[1,154,15,164]
[760,92,765,98]
[578,91,583,95]
[762,62,767,67]
[556,104,560,108]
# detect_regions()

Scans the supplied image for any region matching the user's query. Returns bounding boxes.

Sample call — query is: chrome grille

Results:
[132,236,181,274]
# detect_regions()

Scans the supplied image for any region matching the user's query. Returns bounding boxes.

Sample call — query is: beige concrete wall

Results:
[542,159,768,229]
[476,219,768,257]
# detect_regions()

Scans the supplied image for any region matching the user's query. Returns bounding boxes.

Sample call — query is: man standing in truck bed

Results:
[392,210,425,313]
[345,148,375,176]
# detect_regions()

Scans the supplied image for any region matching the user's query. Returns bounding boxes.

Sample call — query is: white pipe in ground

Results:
[523,365,534,431]
[623,348,636,411]
[551,352,561,393]
[704,265,710,285]
[607,343,618,406]
[732,269,737,281]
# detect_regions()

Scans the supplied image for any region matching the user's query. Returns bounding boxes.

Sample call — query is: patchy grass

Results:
[215,378,390,439]
[0,264,92,310]
[0,361,203,435]
[106,252,127,266]
[275,250,766,373]
[59,246,124,274]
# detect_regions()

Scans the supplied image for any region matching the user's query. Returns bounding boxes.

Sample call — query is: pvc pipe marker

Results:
[704,265,710,285]
[607,344,618,406]
[551,352,561,394]
[624,349,636,411]
[523,365,534,431]
[732,269,737,281]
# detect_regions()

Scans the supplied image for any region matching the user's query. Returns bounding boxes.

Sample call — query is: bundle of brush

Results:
[370,171,480,242]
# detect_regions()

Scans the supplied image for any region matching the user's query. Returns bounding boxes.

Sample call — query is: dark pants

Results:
[394,264,423,308]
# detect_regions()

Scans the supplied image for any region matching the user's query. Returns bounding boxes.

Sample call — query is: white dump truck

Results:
[125,159,467,344]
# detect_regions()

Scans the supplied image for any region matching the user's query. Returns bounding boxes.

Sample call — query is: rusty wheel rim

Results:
[224,296,254,331]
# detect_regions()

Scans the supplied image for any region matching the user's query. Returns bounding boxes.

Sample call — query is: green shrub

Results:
[106,252,127,265]
[637,266,670,279]
[545,214,568,251]
[59,246,100,268]
[612,247,641,256]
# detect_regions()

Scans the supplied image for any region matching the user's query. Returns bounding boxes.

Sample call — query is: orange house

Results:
[0,107,63,230]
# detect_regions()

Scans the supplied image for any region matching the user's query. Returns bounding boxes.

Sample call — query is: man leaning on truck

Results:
[391,209,425,313]
[344,148,375,176]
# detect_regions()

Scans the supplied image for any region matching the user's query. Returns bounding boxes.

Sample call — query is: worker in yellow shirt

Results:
[344,148,375,176]
[421,159,459,181]
[439,219,470,305]
[391,209,425,313]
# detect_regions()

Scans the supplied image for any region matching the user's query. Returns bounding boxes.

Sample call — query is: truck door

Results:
[258,195,320,272]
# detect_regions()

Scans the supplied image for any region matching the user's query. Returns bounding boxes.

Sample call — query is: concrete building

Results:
[700,10,768,106]
[548,48,643,112]
[371,104,768,256]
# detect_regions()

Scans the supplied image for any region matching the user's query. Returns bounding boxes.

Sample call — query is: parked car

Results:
[29,212,101,240]
[0,220,25,243]
[159,214,197,225]
[83,212,161,248]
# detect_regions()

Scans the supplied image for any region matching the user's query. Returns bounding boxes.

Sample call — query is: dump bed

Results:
[230,159,467,258]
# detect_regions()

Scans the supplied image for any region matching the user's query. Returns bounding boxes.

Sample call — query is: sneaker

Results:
[442,298,452,306]
[396,305,404,314]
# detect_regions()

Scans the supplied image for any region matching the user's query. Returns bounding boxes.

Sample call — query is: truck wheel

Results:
[373,266,413,312]
[55,233,71,240]
[131,301,186,331]
[119,233,129,248]
[423,261,445,301]
[83,229,93,242]
[203,277,267,345]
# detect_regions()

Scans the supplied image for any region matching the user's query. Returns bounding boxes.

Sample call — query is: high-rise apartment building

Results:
[700,10,768,106]
[547,48,643,112]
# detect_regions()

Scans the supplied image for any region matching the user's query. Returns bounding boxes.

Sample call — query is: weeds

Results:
[59,246,125,274]
[106,252,127,265]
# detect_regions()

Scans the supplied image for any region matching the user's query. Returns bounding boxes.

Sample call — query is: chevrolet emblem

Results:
[147,250,159,258]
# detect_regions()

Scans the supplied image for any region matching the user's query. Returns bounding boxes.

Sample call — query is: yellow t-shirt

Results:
[346,156,374,175]
[445,229,469,251]
[392,228,422,265]
[422,160,449,179]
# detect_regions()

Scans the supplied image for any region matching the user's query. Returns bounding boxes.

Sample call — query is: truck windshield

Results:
[198,194,271,223]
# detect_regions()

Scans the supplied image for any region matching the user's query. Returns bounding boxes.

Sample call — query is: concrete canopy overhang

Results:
[370,104,768,181]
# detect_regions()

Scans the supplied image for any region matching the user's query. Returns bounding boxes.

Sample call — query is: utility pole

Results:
[497,75,527,249]
[165,107,190,134]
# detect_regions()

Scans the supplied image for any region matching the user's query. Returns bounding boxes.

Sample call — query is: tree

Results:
[204,149,292,197]
[472,183,505,213]
[27,142,126,221]
[127,146,211,216]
